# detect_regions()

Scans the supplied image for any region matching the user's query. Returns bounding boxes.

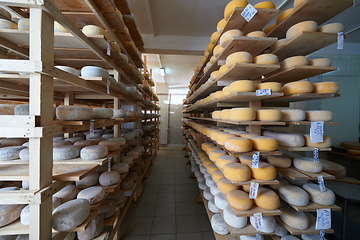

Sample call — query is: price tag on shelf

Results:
[310,121,324,143]
[241,4,258,22]
[318,176,326,192]
[249,182,260,199]
[316,209,331,230]
[90,119,95,137]
[313,147,319,163]
[337,32,344,50]
[256,233,263,240]
[107,79,111,94]
[320,230,326,240]
[253,213,263,231]
[252,152,260,168]
[256,88,271,96]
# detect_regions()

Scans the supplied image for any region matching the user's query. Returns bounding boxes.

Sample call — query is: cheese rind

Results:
[282,81,313,95]
[276,8,294,25]
[224,137,252,153]
[246,31,266,37]
[280,205,309,230]
[208,199,220,214]
[313,82,338,94]
[99,171,120,186]
[254,187,280,210]
[264,24,276,34]
[214,192,228,210]
[0,146,26,160]
[0,204,25,227]
[217,19,227,33]
[309,58,331,67]
[256,109,282,121]
[92,108,113,119]
[286,21,318,40]
[56,105,93,121]
[281,56,309,70]
[75,172,99,188]
[305,110,332,121]
[279,185,309,206]
[264,131,305,147]
[224,0,249,20]
[227,189,253,211]
[53,184,78,203]
[249,162,277,180]
[226,52,252,68]
[293,157,323,173]
[250,136,278,151]
[223,162,251,182]
[253,54,279,65]
[80,145,108,160]
[77,186,105,205]
[250,215,276,233]
[217,178,239,194]
[223,205,247,228]
[318,23,344,33]
[302,183,335,205]
[215,132,237,145]
[229,108,255,121]
[267,155,292,168]
[53,145,81,161]
[281,109,306,121]
[211,214,229,235]
[228,80,255,93]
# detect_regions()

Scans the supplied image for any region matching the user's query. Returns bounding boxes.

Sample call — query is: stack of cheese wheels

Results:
[253,53,279,65]
[304,134,332,148]
[282,80,313,95]
[226,51,252,68]
[224,0,249,20]
[228,80,255,93]
[229,107,255,121]
[253,187,280,210]
[250,136,278,151]
[224,137,252,153]
[318,22,344,33]
[227,189,253,210]
[286,21,318,40]
[256,109,282,121]
[223,162,251,182]
[313,82,339,94]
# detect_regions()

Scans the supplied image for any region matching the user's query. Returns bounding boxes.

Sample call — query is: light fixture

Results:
[160,68,166,76]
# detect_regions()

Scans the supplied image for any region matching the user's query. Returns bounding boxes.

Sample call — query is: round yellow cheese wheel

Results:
[270,38,287,52]
[249,162,277,180]
[209,150,227,162]
[54,21,69,33]
[214,90,224,100]
[217,178,239,194]
[263,24,276,35]
[305,110,332,121]
[282,81,313,95]
[198,151,208,159]
[18,18,29,30]
[245,31,266,37]
[203,159,214,168]
[224,137,252,153]
[209,93,217,101]
[313,82,339,94]
[220,29,244,47]
[209,130,225,141]
[226,52,252,68]
[304,134,332,148]
[228,80,255,93]
[221,109,231,120]
[82,25,109,39]
[213,45,224,58]
[286,21,318,40]
[222,86,232,96]
[205,146,222,155]
[309,58,331,67]
[227,190,253,210]
[224,0,249,20]
[210,56,217,64]
[254,188,280,210]
[215,155,238,169]
[267,155,292,168]
[255,82,282,92]
[242,184,250,192]
[254,1,276,9]
[218,65,229,75]
[212,110,222,120]
[318,23,344,33]
[212,170,225,182]
[250,136,278,151]
[206,43,214,52]
[211,31,221,43]
[239,132,259,138]
[215,133,237,145]
[294,0,306,8]
[229,108,256,121]
[256,109,282,121]
[223,162,251,182]
[253,54,279,65]
[281,109,306,121]
[276,8,294,25]
[281,56,309,70]
[210,70,222,80]
[239,155,253,164]
[206,163,220,174]
[217,19,227,33]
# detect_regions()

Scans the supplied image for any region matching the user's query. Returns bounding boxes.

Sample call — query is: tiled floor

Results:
[119,147,216,240]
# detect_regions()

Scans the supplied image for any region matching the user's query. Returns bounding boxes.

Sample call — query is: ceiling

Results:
[129,0,360,90]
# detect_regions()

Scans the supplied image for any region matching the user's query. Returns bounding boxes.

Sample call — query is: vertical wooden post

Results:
[28,7,54,240]
[113,71,121,138]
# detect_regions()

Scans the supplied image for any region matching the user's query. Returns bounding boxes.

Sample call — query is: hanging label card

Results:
[253,213,263,231]
[320,230,326,240]
[252,152,260,169]
[241,4,258,22]
[249,182,260,199]
[90,120,95,137]
[310,121,324,143]
[313,147,319,163]
[107,157,112,172]
[256,88,271,96]
[318,176,326,192]
[107,79,111,94]
[107,41,111,56]
[256,233,263,240]
[316,209,331,230]
[337,32,344,50]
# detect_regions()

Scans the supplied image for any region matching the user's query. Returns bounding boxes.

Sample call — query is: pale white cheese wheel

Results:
[17,18,29,30]
[302,183,335,205]
[81,66,109,79]
[280,205,309,230]
[0,104,16,115]
[53,184,79,203]
[264,131,305,147]
[270,38,288,52]
[77,214,104,240]
[112,162,129,174]
[254,54,279,65]
[75,171,99,188]
[282,80,313,95]
[220,29,244,48]
[55,66,81,76]
[309,58,332,67]
[52,199,90,231]
[107,189,125,205]
[293,157,323,173]
[226,52,253,68]
[120,177,133,189]
[54,140,73,147]
[92,108,113,119]
[318,23,344,33]
[211,214,229,235]
[281,109,306,121]
[279,185,309,206]
[250,215,276,233]
[206,176,216,187]
[18,148,29,161]
[256,109,282,121]
[210,183,220,195]
[109,137,126,146]
[281,56,309,70]
[305,110,332,121]
[0,204,25,227]
[0,146,26,160]
[98,140,120,151]
[275,222,289,237]
[256,82,282,92]
[74,140,96,148]
[56,105,93,121]
[112,109,127,118]
[204,189,213,201]
[286,21,318,40]
[267,155,292,168]
[228,80,255,93]
[1,138,27,147]
[0,19,17,29]
[98,199,117,219]
[77,186,105,205]
[224,205,247,229]
[101,134,113,140]
[80,145,108,160]
[20,205,29,225]
[213,193,227,211]
[14,104,29,115]
[120,156,133,164]
[99,171,120,186]
[229,108,255,121]
[64,137,84,143]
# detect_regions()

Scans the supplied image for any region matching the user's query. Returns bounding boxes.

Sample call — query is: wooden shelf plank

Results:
[231,205,282,217]
[231,179,279,186]
[263,65,338,83]
[187,117,286,126]
[279,146,331,152]
[286,121,339,126]
[264,93,340,103]
[278,167,335,180]
[218,63,280,81]
[289,201,341,212]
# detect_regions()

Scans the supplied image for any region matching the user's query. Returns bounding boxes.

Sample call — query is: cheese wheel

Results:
[347,149,360,155]
[304,134,332,148]
[206,176,216,187]
[53,145,81,160]
[210,56,217,64]
[52,199,90,231]
[54,21,69,33]
[0,204,25,227]
[204,189,214,201]
[229,108,255,121]
[82,25,108,39]
[228,80,255,93]
[223,162,251,182]
[264,24,276,35]
[18,18,30,30]
[227,189,253,210]
[294,0,306,8]
[211,31,220,43]
[305,110,332,121]
[55,66,81,77]
[77,186,105,205]
[86,137,105,143]
[112,109,127,118]
[224,137,252,153]
[282,81,313,95]
[256,109,282,121]
[254,54,279,65]
[246,31,266,37]
[53,184,78,203]
[81,66,109,79]
[213,45,224,58]
[270,38,288,52]
[121,177,134,189]
[226,52,252,68]
[250,215,276,233]
[210,183,221,195]
[206,163,220,174]
[254,188,280,210]
[286,21,318,40]
[221,109,231,120]
[217,19,227,33]
[206,42,214,52]
[98,199,117,219]
[56,105,93,121]
[217,178,239,194]
[249,162,277,180]
[320,159,346,178]
[1,138,27,147]
[302,183,335,205]
[0,19,17,29]
[75,171,99,188]
[293,157,323,173]
[279,185,309,206]
[77,214,104,240]
[254,1,275,8]
[127,171,138,181]
[54,140,73,147]
[220,29,244,47]
[281,109,306,121]
[212,170,225,183]
[215,133,237,145]
[318,23,344,33]
[202,159,213,168]
[99,171,120,186]
[120,156,133,164]
[280,205,309,230]
[211,214,229,235]
[73,140,95,148]
[309,58,331,67]
[214,192,228,210]
[208,198,220,214]
[223,205,247,228]
[264,131,305,147]
[205,146,222,154]
[209,130,224,141]
[112,162,129,174]
[222,86,232,96]
[210,70,222,80]
[98,140,121,152]
[19,205,30,226]
[107,189,125,205]
[313,82,338,94]
[276,8,294,25]
[250,136,278,151]
[267,155,292,168]
[240,132,259,138]
[274,222,289,237]
[0,104,16,115]
[281,56,309,70]
[80,145,108,160]
[92,108,113,119]
[218,65,229,75]
[224,0,249,20]
[13,104,29,115]
[239,155,253,164]
[65,137,84,143]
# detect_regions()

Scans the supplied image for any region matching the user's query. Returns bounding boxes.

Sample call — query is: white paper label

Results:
[253,213,263,231]
[107,41,111,55]
[241,4,258,22]
[256,88,271,96]
[107,79,111,94]
[107,157,112,171]
[316,209,331,230]
[249,182,260,199]
[310,121,324,143]
[337,32,344,50]
[256,233,263,240]
[252,152,260,169]
[320,230,326,240]
[314,147,319,163]
[90,119,95,137]
[318,176,326,192]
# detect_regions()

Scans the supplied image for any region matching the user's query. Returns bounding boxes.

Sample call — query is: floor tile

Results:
[175,177,190,185]
[126,217,153,235]
[157,192,176,203]
[139,193,158,203]
[202,231,216,240]
[176,191,195,202]
[151,216,176,234]
[158,184,176,193]
[176,202,197,215]
[177,232,203,240]
[175,172,189,178]
[155,202,176,216]
[133,202,156,217]
[175,184,192,193]
[194,202,207,215]
[143,185,160,194]
[160,178,175,185]
[146,178,161,186]
[176,215,202,233]
[197,214,213,232]
[161,172,175,178]
[149,234,176,240]
[123,236,150,240]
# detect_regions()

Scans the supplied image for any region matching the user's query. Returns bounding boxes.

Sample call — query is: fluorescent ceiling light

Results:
[160,68,166,76]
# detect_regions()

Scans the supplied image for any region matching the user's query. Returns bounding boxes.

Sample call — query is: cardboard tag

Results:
[252,152,260,169]
[256,88,271,96]
[316,209,331,230]
[313,147,319,163]
[249,182,260,199]
[107,79,111,94]
[320,230,326,240]
[90,119,95,137]
[253,213,263,231]
[241,4,258,22]
[107,157,112,172]
[337,32,344,50]
[318,176,326,192]
[310,121,324,143]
